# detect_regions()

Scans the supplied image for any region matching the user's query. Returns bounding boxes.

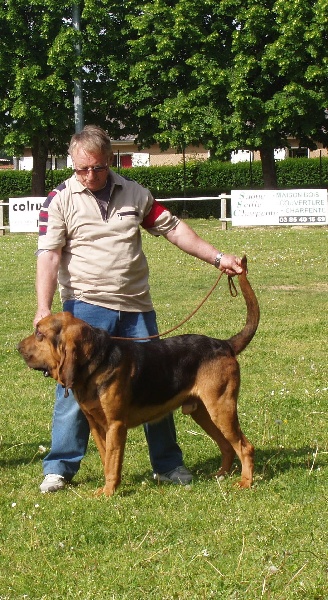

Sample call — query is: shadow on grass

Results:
[0,440,51,468]
[115,444,327,490]
[190,445,326,482]
[0,437,103,469]
[1,442,325,489]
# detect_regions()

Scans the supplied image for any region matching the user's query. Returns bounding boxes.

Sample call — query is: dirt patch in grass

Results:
[266,283,328,292]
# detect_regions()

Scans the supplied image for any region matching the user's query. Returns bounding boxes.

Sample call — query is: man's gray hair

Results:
[69,125,113,159]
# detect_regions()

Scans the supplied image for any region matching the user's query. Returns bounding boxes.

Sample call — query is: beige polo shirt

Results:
[38,170,179,311]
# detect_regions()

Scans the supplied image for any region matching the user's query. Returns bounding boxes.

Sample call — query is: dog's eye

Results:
[35,329,44,341]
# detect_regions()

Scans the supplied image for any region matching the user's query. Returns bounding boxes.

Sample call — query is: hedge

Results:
[1,157,328,219]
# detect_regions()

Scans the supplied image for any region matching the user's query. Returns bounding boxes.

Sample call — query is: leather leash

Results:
[111,271,238,341]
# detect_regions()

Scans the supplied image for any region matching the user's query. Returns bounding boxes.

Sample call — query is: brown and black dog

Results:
[18,256,260,496]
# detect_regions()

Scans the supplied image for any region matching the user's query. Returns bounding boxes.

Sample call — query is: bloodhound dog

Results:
[18,256,260,496]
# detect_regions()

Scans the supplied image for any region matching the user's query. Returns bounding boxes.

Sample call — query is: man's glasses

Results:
[75,165,108,175]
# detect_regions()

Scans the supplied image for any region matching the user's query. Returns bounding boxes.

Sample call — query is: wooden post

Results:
[220,195,227,230]
[0,202,4,236]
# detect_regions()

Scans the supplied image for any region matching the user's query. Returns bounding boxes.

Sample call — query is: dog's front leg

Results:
[87,418,106,466]
[100,420,127,497]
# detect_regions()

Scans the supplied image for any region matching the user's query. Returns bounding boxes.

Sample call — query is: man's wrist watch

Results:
[214,252,224,269]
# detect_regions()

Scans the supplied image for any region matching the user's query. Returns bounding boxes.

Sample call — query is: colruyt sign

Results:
[9,198,46,232]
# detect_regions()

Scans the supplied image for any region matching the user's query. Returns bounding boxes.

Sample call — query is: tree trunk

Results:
[31,136,48,196]
[259,147,277,189]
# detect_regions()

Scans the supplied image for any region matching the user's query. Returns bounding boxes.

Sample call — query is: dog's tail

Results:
[227,255,260,355]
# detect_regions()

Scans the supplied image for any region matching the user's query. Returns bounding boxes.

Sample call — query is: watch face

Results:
[215,253,225,268]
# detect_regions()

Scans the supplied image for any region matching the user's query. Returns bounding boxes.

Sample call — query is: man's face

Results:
[72,146,111,192]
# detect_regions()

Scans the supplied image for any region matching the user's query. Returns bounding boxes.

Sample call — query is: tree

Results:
[2,0,328,192]
[0,0,130,195]
[119,0,328,188]
[0,1,78,194]
[119,0,234,154]
[226,0,328,188]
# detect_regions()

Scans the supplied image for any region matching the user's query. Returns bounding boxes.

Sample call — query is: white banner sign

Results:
[231,189,327,226]
[9,197,46,233]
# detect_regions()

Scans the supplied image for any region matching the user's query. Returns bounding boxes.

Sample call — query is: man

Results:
[35,124,243,493]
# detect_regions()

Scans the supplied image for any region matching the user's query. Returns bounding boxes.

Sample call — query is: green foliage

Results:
[276,157,328,188]
[0,168,74,201]
[190,160,264,190]
[0,224,327,599]
[0,1,132,193]
[0,170,33,198]
[45,167,74,191]
[120,0,328,187]
[1,1,328,192]
[231,0,328,151]
[0,1,77,155]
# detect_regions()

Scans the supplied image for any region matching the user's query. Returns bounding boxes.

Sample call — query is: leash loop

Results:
[228,275,238,297]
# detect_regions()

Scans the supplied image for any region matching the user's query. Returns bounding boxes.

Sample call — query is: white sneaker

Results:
[40,474,67,493]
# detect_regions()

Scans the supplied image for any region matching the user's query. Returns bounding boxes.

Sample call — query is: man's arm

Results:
[33,249,61,327]
[165,220,243,276]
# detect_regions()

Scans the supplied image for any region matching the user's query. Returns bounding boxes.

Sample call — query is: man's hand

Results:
[33,309,51,329]
[219,254,244,276]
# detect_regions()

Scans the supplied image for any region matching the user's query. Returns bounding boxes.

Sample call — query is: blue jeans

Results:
[43,300,183,480]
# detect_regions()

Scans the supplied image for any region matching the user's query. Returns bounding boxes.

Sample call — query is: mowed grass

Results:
[0,221,327,600]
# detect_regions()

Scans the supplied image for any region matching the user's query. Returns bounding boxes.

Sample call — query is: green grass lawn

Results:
[0,222,327,599]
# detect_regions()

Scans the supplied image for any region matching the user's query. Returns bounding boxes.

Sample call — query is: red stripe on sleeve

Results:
[141,200,168,229]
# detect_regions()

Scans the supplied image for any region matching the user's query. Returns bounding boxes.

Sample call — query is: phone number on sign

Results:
[279,215,326,224]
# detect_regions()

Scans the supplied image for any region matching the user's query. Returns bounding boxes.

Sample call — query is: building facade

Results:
[12,137,328,171]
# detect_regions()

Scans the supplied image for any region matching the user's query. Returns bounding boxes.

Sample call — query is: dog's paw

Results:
[236,478,252,489]
[93,483,118,497]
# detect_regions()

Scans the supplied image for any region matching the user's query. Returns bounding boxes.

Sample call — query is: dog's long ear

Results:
[58,335,78,398]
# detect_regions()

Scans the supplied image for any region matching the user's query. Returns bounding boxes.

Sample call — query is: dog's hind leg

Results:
[190,402,237,478]
[217,418,254,489]
[191,401,254,487]
[202,396,254,488]
[195,359,254,488]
